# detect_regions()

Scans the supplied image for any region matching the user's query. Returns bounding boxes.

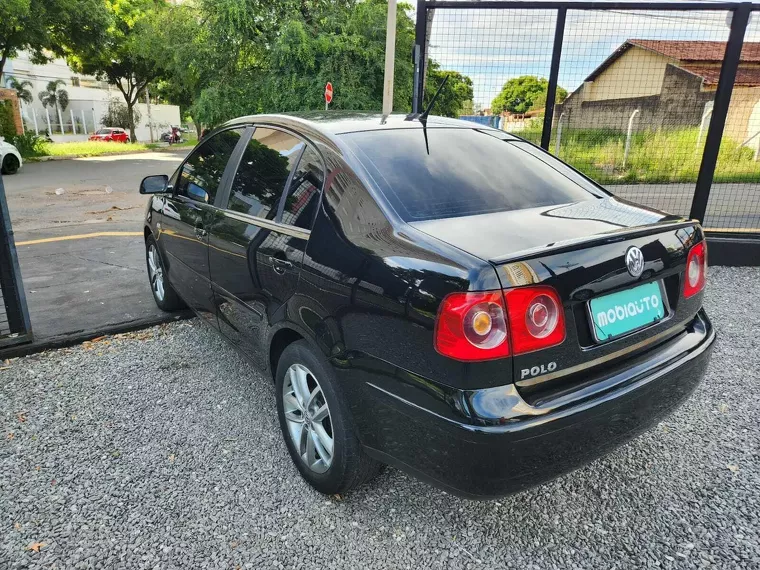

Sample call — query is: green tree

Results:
[38,79,69,133]
[491,75,567,115]
[68,0,169,141]
[529,84,568,113]
[152,3,216,137]
[100,97,141,130]
[160,0,473,127]
[0,0,109,83]
[6,76,33,104]
[260,0,415,113]
[424,63,474,118]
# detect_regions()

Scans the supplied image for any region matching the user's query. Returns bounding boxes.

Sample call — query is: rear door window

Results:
[345,128,603,222]
[226,127,304,220]
[279,144,324,230]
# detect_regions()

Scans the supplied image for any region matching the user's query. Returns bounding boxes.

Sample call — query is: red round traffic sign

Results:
[325,82,333,104]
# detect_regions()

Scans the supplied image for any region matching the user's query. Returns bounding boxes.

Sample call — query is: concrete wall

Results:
[587,46,670,101]
[558,49,760,144]
[725,86,760,142]
[134,102,181,142]
[558,64,714,134]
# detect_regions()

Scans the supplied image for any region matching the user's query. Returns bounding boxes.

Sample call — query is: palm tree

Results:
[39,80,69,134]
[6,76,34,105]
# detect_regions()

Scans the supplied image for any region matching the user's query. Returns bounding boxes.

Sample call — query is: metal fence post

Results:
[689,3,752,222]
[541,7,566,150]
[0,174,33,347]
[623,108,640,168]
[414,0,428,113]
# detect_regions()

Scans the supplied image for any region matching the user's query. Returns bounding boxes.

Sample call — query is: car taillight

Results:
[435,291,509,361]
[684,241,707,298]
[434,285,566,361]
[504,286,566,355]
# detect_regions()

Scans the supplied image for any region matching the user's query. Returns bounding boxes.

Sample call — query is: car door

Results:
[158,127,245,324]
[208,126,325,368]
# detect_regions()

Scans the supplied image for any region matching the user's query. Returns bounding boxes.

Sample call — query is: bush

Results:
[8,132,48,158]
[0,100,16,139]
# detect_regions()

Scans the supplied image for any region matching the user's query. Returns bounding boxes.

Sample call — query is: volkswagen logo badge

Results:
[625,246,645,278]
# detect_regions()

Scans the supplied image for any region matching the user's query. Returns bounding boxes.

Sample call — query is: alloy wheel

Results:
[147,244,165,301]
[282,363,334,474]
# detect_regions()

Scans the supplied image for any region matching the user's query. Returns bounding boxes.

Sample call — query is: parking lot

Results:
[3,151,187,347]
[1,266,758,569]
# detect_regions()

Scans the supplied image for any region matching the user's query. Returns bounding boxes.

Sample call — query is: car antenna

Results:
[406,75,449,155]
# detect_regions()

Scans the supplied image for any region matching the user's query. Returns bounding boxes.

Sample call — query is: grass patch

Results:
[512,124,760,185]
[40,140,151,157]
[145,138,197,151]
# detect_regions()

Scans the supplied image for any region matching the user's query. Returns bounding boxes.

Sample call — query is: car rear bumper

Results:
[344,310,714,499]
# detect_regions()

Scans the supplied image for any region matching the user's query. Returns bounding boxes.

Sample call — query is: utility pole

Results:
[382,0,397,116]
[145,85,154,143]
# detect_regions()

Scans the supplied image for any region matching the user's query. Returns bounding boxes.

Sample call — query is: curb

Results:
[0,310,194,360]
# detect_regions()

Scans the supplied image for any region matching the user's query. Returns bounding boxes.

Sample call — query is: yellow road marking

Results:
[16,231,142,246]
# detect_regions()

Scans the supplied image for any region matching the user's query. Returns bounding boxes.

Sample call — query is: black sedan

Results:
[139,113,714,499]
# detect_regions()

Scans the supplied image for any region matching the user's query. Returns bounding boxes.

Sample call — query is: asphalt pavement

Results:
[2,150,188,354]
[1,266,758,569]
[609,183,760,231]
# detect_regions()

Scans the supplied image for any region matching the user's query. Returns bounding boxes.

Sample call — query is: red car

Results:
[89,127,129,143]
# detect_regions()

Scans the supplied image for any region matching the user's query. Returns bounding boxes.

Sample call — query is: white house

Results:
[3,51,181,142]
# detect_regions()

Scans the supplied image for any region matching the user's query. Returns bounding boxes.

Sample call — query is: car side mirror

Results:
[140,174,169,194]
[186,183,209,203]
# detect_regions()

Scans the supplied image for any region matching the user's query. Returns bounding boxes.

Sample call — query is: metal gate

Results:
[0,173,33,349]
[413,1,760,262]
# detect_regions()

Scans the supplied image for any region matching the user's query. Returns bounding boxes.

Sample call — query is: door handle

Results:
[195,226,208,240]
[269,256,293,274]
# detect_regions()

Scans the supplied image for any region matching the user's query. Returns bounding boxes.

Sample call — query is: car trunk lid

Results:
[411,197,704,402]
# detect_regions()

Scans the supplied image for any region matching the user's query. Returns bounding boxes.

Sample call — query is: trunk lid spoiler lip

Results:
[488,219,699,265]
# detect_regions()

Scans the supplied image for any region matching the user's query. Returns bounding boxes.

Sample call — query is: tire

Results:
[1,154,20,175]
[145,235,185,311]
[275,340,382,495]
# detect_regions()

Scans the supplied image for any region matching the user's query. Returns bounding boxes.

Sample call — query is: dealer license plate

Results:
[588,281,666,342]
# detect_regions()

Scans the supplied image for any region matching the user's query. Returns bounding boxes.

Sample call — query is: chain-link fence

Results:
[414,1,760,244]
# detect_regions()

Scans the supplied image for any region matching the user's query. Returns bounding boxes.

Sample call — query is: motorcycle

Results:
[160,129,183,144]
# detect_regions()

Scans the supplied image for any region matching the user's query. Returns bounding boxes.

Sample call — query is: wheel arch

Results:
[269,327,305,382]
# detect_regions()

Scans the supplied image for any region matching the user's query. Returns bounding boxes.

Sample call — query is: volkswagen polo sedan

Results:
[139,113,714,498]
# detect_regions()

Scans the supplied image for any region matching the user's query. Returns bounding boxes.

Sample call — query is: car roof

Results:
[222,111,519,138]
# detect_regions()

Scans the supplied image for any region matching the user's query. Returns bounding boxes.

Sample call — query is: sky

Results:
[415,4,760,108]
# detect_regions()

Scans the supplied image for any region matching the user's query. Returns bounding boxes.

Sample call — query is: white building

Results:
[3,51,181,142]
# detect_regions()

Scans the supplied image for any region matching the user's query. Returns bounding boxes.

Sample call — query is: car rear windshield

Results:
[344,128,605,222]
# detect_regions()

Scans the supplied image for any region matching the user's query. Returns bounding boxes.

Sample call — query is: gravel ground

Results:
[1,267,759,569]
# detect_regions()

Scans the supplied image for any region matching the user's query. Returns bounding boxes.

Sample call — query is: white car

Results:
[0,137,23,175]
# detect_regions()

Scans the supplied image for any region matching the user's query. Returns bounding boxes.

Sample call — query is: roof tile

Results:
[629,39,760,63]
